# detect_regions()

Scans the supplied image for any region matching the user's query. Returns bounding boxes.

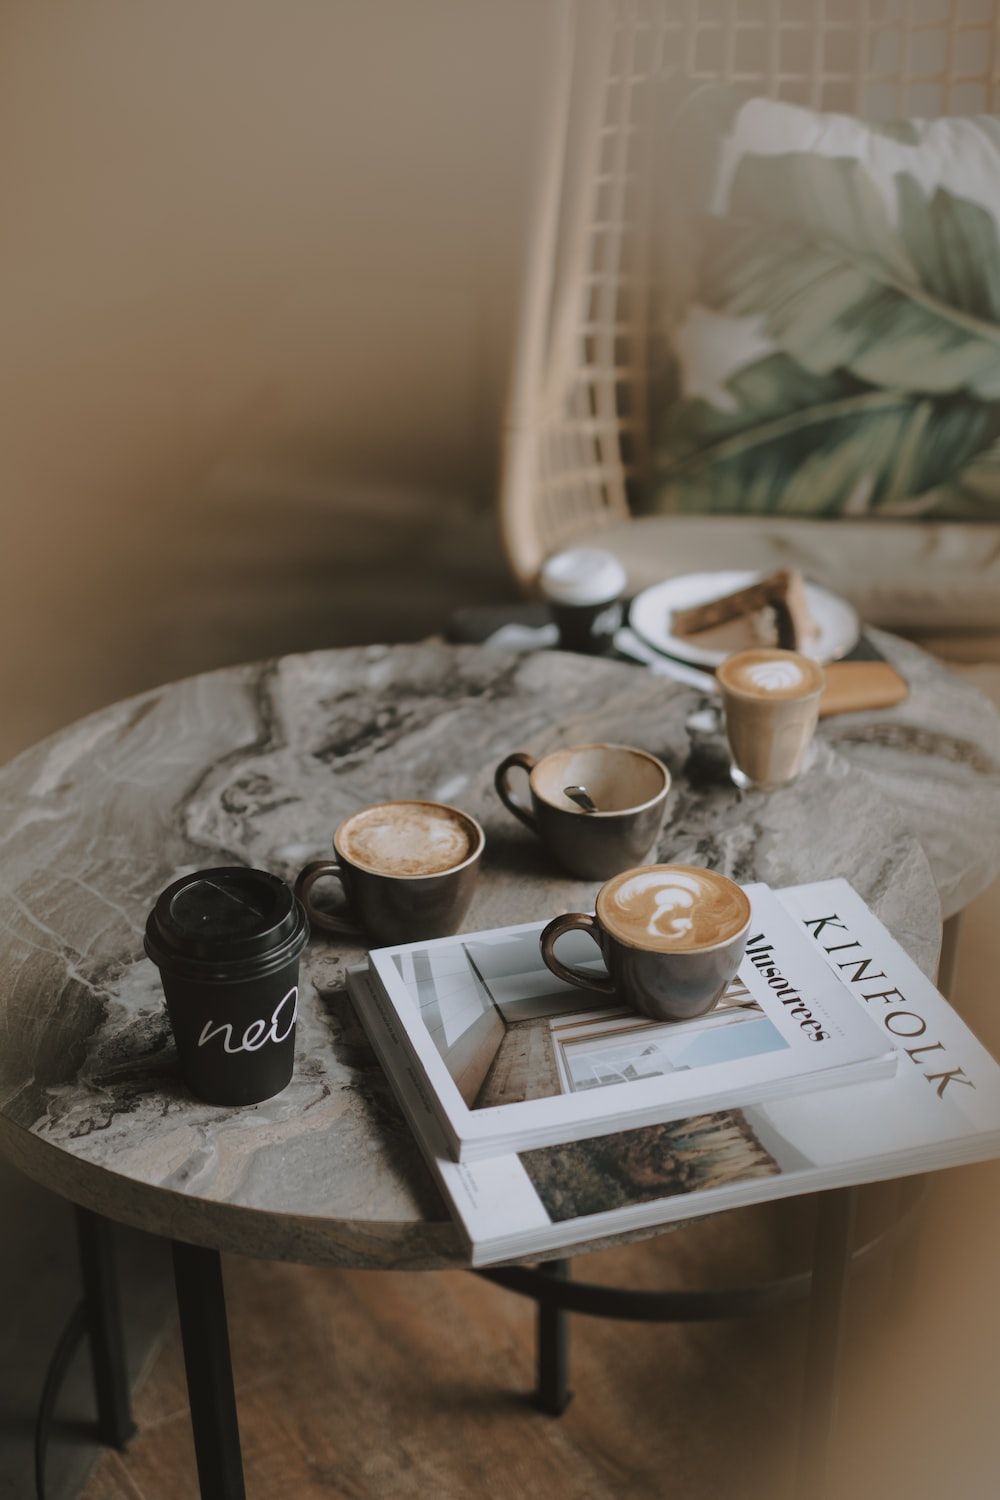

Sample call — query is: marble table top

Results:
[0,640,985,1269]
[819,629,1000,919]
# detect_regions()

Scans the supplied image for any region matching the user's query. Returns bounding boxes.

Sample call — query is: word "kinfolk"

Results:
[197,988,298,1054]
[805,913,973,1098]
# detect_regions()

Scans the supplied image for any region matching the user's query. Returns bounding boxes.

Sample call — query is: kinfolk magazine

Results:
[348,880,1000,1266]
[362,884,895,1161]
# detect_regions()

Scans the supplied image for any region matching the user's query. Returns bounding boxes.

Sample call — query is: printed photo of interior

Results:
[393,940,775,1109]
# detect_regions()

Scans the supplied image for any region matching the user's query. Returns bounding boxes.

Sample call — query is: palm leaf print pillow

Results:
[649,92,1000,520]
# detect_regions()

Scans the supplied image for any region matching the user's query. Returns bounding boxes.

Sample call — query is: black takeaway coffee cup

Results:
[540,547,627,656]
[144,867,309,1106]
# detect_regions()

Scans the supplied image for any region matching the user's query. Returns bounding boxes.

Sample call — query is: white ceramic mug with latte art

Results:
[716,648,826,791]
[539,863,751,1022]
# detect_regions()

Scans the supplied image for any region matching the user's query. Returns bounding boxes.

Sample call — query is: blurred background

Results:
[3,3,1000,1498]
[0,0,549,761]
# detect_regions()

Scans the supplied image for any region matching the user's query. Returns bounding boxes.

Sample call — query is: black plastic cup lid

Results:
[145,867,309,982]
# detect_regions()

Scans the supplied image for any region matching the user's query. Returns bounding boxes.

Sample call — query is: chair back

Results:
[500,0,1000,586]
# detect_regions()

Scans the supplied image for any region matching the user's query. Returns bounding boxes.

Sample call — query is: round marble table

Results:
[3,637,994,1274]
[818,629,1000,919]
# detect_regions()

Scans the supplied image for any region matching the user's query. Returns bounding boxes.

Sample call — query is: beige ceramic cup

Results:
[717,648,826,790]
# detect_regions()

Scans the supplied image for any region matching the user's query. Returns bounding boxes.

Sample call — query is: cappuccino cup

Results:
[539,863,751,1022]
[717,648,826,791]
[494,743,670,880]
[294,800,484,946]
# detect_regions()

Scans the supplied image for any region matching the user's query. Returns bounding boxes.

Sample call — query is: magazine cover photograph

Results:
[394,928,780,1109]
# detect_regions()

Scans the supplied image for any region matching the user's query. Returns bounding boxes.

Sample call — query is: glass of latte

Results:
[716,648,826,791]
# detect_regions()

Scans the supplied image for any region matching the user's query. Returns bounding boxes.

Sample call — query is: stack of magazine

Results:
[347,879,1000,1265]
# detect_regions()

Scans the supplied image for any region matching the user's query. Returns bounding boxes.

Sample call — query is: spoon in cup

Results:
[564,784,599,814]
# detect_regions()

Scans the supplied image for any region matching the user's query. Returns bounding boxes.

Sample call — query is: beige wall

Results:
[0,0,552,759]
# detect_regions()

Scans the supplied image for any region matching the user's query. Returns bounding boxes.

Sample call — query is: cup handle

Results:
[294,861,362,938]
[539,913,616,995]
[494,751,538,832]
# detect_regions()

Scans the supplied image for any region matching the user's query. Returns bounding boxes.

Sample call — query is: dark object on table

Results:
[447,602,550,643]
[540,548,627,656]
[145,867,309,1106]
[841,633,890,664]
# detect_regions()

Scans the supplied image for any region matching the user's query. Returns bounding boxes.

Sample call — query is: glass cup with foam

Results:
[716,648,826,792]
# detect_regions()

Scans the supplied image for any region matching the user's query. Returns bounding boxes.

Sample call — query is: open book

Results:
[349,880,1000,1265]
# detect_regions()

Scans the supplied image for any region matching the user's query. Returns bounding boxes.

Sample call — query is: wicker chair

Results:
[500,0,1000,654]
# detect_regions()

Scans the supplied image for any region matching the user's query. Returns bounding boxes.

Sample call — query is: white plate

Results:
[629,571,860,669]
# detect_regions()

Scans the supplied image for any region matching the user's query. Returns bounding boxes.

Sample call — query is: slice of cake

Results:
[672,570,819,652]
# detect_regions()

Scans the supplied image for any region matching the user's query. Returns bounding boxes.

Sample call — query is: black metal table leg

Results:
[34,1301,89,1500]
[795,1187,859,1500]
[937,911,963,1000]
[171,1240,246,1500]
[886,1173,927,1324]
[534,1259,572,1416]
[75,1207,135,1449]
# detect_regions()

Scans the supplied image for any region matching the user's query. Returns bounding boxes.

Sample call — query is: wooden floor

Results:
[83,1205,814,1500]
[77,1168,1000,1500]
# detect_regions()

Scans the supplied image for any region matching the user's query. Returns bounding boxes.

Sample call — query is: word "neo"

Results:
[197,988,298,1055]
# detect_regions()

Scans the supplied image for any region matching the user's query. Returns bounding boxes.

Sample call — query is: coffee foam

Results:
[741,659,804,692]
[718,649,824,701]
[597,864,749,952]
[338,803,476,878]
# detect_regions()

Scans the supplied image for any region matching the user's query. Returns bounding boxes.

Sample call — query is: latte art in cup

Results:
[739,658,804,693]
[295,799,484,945]
[597,864,751,953]
[541,862,752,1021]
[719,649,824,700]
[338,802,476,877]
